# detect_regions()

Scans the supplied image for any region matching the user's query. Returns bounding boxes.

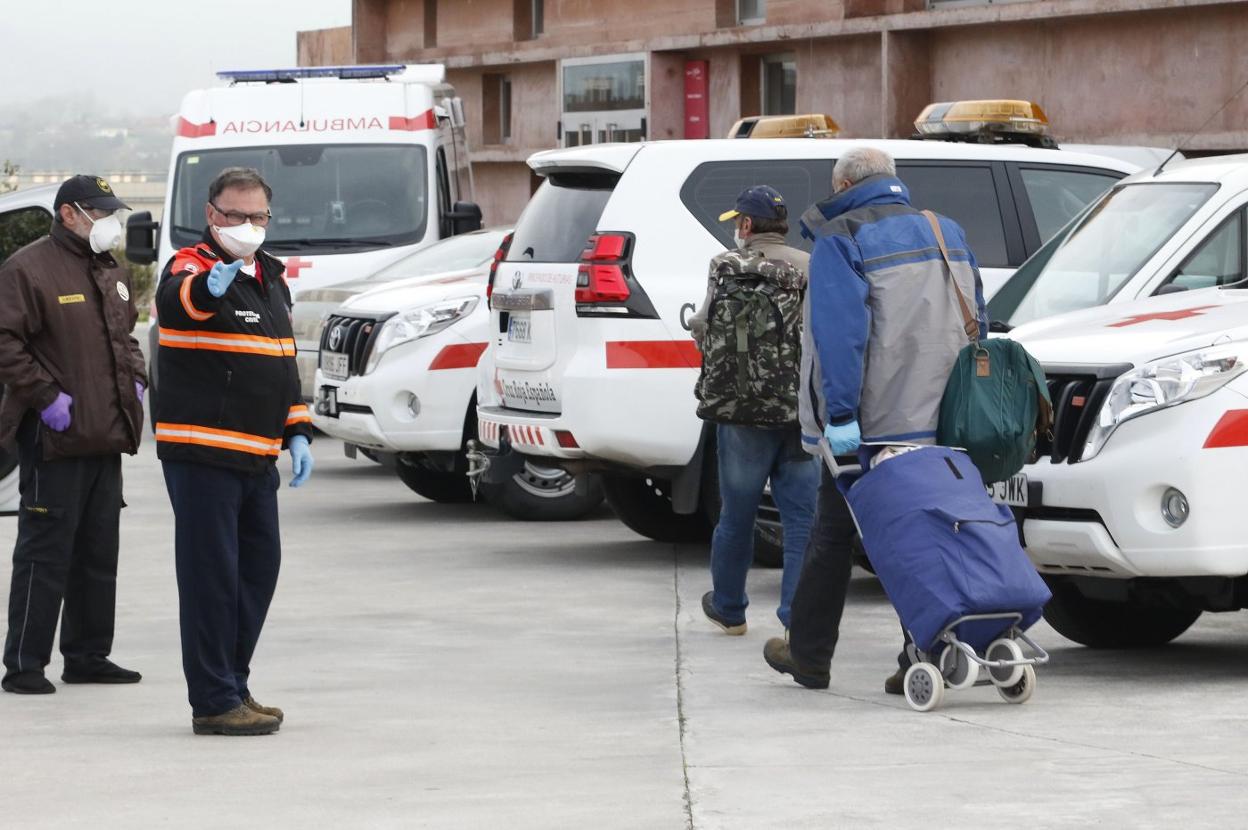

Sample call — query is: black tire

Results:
[395,460,474,503]
[481,462,604,521]
[602,474,712,543]
[1042,578,1202,648]
[752,523,784,568]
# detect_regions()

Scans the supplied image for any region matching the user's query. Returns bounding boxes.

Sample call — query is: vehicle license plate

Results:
[323,351,349,381]
[507,313,532,344]
[990,473,1029,508]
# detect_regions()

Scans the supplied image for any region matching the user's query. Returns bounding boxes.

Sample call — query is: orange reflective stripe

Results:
[179,275,215,322]
[155,422,282,456]
[159,328,296,357]
[286,404,312,425]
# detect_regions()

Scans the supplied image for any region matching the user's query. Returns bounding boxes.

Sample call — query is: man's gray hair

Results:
[833,147,896,190]
[208,167,273,204]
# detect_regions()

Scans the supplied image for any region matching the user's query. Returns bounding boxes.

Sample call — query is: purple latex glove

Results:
[41,392,72,432]
[135,380,145,401]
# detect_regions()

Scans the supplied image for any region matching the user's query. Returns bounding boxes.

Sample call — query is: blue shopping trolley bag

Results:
[840,445,1051,654]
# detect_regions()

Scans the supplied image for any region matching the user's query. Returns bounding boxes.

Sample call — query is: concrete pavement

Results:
[0,436,1246,828]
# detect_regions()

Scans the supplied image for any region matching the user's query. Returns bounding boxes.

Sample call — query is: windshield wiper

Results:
[266,238,388,249]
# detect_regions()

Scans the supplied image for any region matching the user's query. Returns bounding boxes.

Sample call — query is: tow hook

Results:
[465,440,490,501]
[465,435,527,500]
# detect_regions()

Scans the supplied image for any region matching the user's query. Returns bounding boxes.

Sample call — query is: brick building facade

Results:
[299,0,1248,225]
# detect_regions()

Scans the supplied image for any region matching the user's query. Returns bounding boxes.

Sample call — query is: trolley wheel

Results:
[985,638,1025,688]
[903,663,945,713]
[938,644,978,691]
[997,664,1036,705]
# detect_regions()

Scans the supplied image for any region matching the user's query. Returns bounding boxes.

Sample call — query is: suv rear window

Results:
[680,160,834,252]
[507,173,617,263]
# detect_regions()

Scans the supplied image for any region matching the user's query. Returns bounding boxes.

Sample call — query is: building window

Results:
[533,0,544,36]
[761,54,796,116]
[501,77,513,141]
[482,74,513,145]
[424,0,437,48]
[738,0,765,24]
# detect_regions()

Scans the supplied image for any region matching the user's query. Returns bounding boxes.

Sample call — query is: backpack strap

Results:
[923,210,979,345]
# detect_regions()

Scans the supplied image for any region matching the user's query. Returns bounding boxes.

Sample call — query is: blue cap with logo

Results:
[718,184,786,222]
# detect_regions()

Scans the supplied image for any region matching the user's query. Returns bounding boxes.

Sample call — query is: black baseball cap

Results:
[54,174,130,212]
[718,185,786,222]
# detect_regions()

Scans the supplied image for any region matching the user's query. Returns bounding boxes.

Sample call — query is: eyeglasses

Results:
[209,202,272,227]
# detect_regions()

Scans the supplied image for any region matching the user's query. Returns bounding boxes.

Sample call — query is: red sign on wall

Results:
[685,61,710,140]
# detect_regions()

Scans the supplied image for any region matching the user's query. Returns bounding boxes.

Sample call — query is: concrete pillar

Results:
[880,29,931,139]
[650,52,687,142]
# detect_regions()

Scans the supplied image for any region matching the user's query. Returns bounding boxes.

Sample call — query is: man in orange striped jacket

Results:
[154,167,312,736]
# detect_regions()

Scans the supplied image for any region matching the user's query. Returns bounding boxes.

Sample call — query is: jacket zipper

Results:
[217,369,233,425]
[952,518,1014,534]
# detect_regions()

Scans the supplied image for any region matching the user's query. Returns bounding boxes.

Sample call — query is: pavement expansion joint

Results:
[672,544,696,830]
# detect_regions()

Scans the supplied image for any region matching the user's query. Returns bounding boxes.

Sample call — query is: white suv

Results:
[476,138,1136,553]
[994,154,1248,648]
[311,229,603,521]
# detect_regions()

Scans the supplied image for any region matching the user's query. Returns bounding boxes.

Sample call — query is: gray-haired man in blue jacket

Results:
[764,146,987,695]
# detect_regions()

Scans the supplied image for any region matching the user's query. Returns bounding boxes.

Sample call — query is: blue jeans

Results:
[709,424,819,628]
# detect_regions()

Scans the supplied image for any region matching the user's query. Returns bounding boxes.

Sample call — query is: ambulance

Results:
[993,154,1248,648]
[474,101,1139,563]
[125,64,481,399]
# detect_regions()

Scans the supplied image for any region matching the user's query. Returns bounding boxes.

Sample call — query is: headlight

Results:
[364,296,479,374]
[1082,342,1248,460]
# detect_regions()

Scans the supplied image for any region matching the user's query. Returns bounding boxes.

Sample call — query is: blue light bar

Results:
[217,65,407,83]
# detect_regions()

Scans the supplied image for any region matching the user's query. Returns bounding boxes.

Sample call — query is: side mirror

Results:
[1156,283,1189,295]
[125,211,159,265]
[447,201,483,235]
[988,320,1013,334]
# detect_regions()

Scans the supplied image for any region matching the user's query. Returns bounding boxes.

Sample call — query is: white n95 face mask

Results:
[215,223,266,259]
[77,205,123,254]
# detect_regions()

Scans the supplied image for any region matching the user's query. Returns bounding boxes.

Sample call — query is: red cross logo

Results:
[283,257,314,279]
[1108,305,1217,328]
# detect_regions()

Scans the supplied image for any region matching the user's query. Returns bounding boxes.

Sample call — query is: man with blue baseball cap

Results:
[690,185,818,637]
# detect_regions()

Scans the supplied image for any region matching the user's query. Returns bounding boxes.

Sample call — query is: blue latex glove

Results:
[288,434,314,488]
[40,392,73,432]
[824,421,861,456]
[135,381,145,401]
[206,259,244,298]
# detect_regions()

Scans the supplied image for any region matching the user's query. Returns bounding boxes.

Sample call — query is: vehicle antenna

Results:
[1155,74,1248,176]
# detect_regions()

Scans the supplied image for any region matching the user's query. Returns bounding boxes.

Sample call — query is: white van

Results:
[475,136,1136,556]
[0,184,59,513]
[995,154,1248,648]
[125,64,481,399]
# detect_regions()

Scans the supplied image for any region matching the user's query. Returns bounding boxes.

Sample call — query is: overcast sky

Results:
[0,1,351,117]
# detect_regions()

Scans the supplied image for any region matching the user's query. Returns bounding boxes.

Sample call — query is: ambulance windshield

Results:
[997,182,1217,327]
[169,144,429,253]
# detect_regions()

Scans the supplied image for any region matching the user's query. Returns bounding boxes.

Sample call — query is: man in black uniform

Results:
[0,174,147,694]
[155,167,313,736]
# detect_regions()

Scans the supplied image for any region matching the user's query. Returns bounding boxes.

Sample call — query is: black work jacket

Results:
[154,230,311,474]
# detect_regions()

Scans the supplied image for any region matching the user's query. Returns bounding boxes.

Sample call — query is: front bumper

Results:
[1020,388,1248,579]
[310,335,476,453]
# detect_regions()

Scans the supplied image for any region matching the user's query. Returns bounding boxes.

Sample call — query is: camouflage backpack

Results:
[695,248,806,427]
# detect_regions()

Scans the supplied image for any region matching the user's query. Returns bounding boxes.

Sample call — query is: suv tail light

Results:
[576,233,633,304]
[486,232,514,304]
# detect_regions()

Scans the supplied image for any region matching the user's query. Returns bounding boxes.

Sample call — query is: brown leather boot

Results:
[243,696,284,723]
[192,703,280,736]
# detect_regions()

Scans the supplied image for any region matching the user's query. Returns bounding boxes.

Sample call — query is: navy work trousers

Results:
[162,460,281,717]
[3,415,123,681]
